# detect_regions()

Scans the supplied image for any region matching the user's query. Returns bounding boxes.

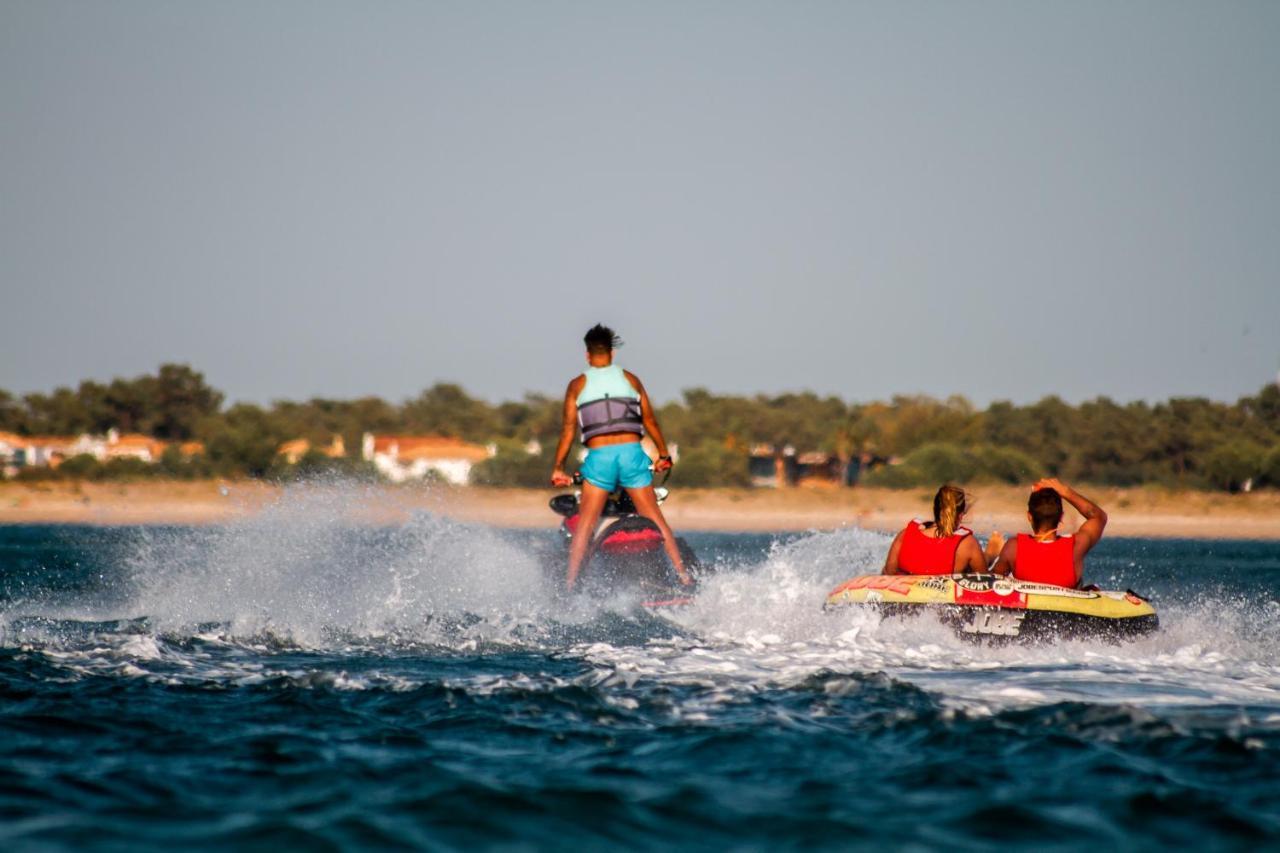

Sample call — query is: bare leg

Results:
[566,482,610,592]
[625,485,692,585]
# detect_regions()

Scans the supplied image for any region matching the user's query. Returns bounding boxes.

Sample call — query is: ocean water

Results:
[1,487,1279,851]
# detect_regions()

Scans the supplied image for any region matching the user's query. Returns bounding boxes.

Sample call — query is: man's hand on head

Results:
[1033,477,1067,495]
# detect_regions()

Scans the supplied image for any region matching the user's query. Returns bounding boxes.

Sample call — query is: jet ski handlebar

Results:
[549,471,669,518]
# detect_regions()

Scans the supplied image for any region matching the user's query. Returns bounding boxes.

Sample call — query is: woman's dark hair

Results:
[1028,487,1064,532]
[584,324,622,355]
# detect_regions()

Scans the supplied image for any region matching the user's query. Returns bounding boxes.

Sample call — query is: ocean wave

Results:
[1,487,1279,723]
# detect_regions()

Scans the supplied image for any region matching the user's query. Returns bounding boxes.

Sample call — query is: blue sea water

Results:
[2,486,1279,851]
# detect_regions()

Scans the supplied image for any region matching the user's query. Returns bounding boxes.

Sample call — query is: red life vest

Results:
[897,520,972,575]
[1013,533,1077,588]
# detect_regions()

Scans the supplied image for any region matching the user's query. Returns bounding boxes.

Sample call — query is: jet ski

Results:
[548,475,701,607]
[823,573,1158,643]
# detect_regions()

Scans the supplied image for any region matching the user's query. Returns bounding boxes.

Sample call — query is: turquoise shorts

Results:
[581,443,654,491]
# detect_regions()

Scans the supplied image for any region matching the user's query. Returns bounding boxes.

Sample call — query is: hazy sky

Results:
[2,1,1277,407]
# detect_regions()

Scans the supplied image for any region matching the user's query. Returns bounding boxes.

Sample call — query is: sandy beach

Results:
[1,480,1278,540]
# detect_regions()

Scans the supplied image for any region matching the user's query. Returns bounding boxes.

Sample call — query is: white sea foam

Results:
[5,484,1279,719]
[576,526,1280,718]
[124,482,559,647]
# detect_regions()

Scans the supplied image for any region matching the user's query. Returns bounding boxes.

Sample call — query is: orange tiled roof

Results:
[278,437,342,460]
[372,435,490,462]
[395,444,490,463]
[111,433,158,447]
[20,435,77,448]
[105,433,165,456]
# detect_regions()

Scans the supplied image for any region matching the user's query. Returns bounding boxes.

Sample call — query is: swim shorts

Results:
[580,443,654,491]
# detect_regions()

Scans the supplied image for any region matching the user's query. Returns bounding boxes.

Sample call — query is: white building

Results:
[361,433,494,485]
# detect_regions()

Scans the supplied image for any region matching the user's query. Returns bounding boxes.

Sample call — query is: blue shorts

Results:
[581,443,653,491]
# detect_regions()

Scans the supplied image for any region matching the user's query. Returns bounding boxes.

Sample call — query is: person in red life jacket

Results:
[882,485,1005,575]
[990,478,1108,589]
[551,324,692,593]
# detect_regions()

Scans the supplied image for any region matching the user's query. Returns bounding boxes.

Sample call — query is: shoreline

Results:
[1,480,1279,540]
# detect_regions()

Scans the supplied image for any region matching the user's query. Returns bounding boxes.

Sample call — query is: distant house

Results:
[278,436,346,465]
[748,444,864,488]
[749,444,791,488]
[0,429,204,477]
[361,433,494,485]
[63,429,172,463]
[0,431,28,475]
[0,432,24,457]
[103,430,167,462]
[0,431,93,471]
[792,452,845,488]
[19,435,77,468]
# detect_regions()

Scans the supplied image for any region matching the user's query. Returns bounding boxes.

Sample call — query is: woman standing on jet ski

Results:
[551,324,693,592]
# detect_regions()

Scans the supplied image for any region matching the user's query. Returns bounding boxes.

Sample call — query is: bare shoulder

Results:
[622,370,644,392]
[565,375,586,397]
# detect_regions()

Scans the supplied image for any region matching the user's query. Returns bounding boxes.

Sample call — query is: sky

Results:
[2,1,1278,408]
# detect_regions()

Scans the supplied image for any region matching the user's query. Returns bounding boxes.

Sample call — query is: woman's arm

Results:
[955,536,985,573]
[550,378,584,486]
[882,530,906,575]
[625,372,672,468]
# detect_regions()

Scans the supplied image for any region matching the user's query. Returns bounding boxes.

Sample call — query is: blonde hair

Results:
[932,485,967,538]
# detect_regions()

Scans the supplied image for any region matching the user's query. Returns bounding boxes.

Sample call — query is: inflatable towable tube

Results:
[824,574,1158,642]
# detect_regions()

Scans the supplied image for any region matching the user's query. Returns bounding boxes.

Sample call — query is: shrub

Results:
[471,442,561,488]
[1258,444,1280,489]
[670,443,750,488]
[973,445,1039,484]
[57,454,102,479]
[1203,441,1266,492]
[99,457,156,481]
[863,442,974,487]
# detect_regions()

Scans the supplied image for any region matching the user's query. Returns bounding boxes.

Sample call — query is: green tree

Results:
[23,387,92,435]
[1203,441,1266,492]
[471,441,560,487]
[671,442,751,488]
[974,445,1039,484]
[1260,445,1280,489]
[402,383,500,441]
[203,404,286,477]
[863,442,975,487]
[150,364,224,439]
[58,454,102,479]
[0,389,23,432]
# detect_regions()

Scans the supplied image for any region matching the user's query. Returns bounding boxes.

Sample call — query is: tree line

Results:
[3,364,1280,491]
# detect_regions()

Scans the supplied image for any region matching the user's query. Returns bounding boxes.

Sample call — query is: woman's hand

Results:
[551,468,573,487]
[654,455,673,473]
